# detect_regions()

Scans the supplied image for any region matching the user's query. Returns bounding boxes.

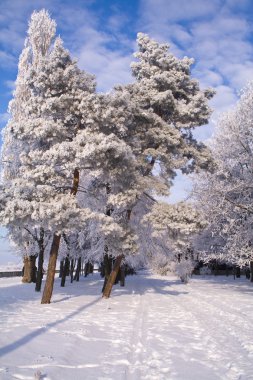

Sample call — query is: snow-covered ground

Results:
[0,271,253,380]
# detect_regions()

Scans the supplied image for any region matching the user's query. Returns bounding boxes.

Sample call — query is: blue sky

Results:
[1,0,253,263]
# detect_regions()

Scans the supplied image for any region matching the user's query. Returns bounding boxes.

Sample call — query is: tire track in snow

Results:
[126,274,177,379]
[186,280,253,359]
[127,273,253,380]
[125,290,147,380]
[169,279,253,380]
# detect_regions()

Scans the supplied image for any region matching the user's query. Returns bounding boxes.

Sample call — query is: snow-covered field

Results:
[0,271,253,380]
[0,263,22,272]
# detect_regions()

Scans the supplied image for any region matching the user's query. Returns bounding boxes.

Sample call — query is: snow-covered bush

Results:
[149,252,176,276]
[175,259,195,283]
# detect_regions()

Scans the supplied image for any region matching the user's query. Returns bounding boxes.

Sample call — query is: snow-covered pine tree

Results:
[1,10,140,303]
[31,36,138,302]
[100,33,214,293]
[76,92,141,297]
[115,33,214,180]
[0,10,95,300]
[0,10,56,288]
[21,20,96,303]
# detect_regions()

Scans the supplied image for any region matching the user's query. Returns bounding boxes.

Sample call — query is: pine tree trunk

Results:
[114,262,121,284]
[41,168,79,304]
[41,234,61,304]
[61,257,70,287]
[22,256,36,283]
[250,261,253,282]
[102,209,131,298]
[102,183,114,292]
[22,256,30,283]
[102,255,124,298]
[35,247,44,292]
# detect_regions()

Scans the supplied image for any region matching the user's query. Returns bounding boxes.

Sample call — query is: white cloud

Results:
[0,112,9,124]
[193,86,238,142]
[5,80,15,89]
[0,1,135,92]
[62,11,135,92]
[211,85,238,115]
[0,50,16,68]
[139,0,253,113]
[219,62,253,89]
[140,0,221,24]
[77,28,133,91]
[4,80,16,96]
[139,0,253,84]
[193,69,223,88]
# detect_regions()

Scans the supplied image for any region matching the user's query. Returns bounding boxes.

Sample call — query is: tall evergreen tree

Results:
[1,10,139,303]
[101,33,214,297]
[0,10,56,288]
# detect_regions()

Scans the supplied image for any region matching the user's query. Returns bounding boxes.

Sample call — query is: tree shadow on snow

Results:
[0,272,188,357]
[192,275,253,295]
[0,295,101,358]
[111,271,189,297]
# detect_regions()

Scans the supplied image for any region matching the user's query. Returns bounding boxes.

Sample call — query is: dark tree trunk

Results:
[100,262,105,278]
[102,209,131,298]
[61,257,70,287]
[89,263,94,274]
[236,266,241,278]
[102,253,112,292]
[84,262,94,277]
[102,183,114,292]
[35,247,44,292]
[103,255,124,298]
[70,259,75,283]
[102,278,107,293]
[84,262,89,277]
[214,261,219,276]
[31,256,37,283]
[59,260,64,278]
[120,264,125,287]
[35,229,45,292]
[115,263,121,284]
[41,234,61,304]
[74,257,82,281]
[41,169,79,304]
[250,261,253,282]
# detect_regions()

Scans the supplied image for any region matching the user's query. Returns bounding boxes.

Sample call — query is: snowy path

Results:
[0,272,253,379]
